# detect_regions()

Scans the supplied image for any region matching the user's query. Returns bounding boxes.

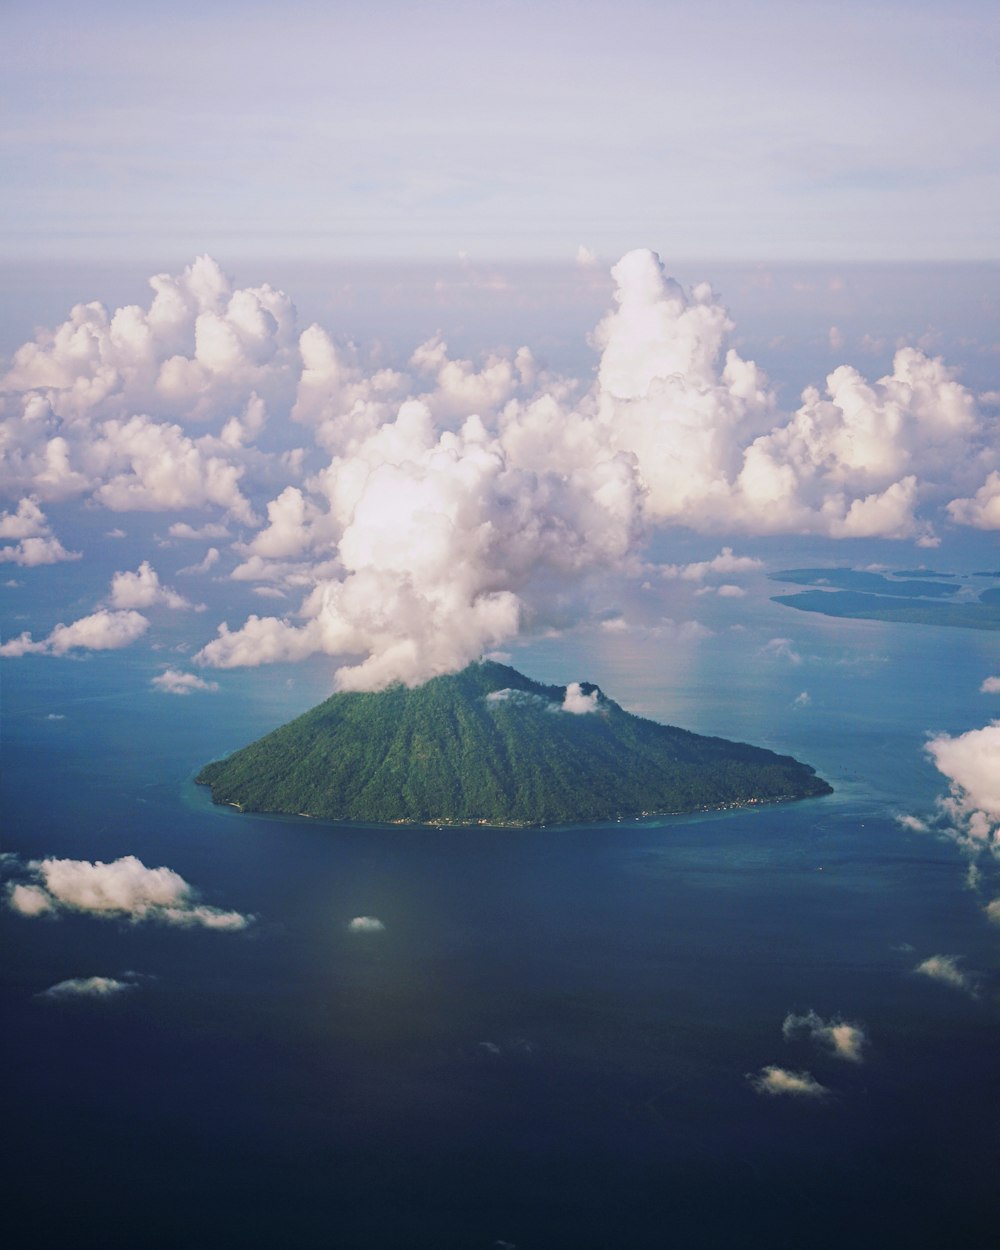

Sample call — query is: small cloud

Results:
[169,522,230,540]
[747,1066,828,1099]
[762,637,803,665]
[716,584,745,598]
[980,676,1000,694]
[792,691,811,708]
[782,1010,866,1063]
[828,325,845,352]
[151,668,220,695]
[559,681,600,715]
[662,547,763,583]
[896,813,928,832]
[600,616,629,632]
[348,915,385,932]
[483,650,511,663]
[37,974,138,1001]
[252,586,287,600]
[985,898,1000,924]
[0,609,149,657]
[45,712,66,721]
[105,528,127,539]
[5,854,252,930]
[575,245,598,268]
[0,498,81,566]
[485,688,548,709]
[914,954,979,997]
[109,561,196,610]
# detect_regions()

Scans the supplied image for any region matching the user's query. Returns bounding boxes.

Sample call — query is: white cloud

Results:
[348,915,385,932]
[168,521,230,540]
[5,854,251,930]
[947,470,1000,530]
[178,546,220,576]
[90,415,256,524]
[747,1066,828,1099]
[661,548,764,582]
[151,668,220,695]
[928,723,1000,818]
[792,691,811,708]
[5,250,997,691]
[914,954,978,997]
[38,975,137,1000]
[559,681,600,714]
[109,560,195,610]
[0,608,149,657]
[762,637,803,666]
[0,498,81,566]
[782,1010,866,1063]
[896,813,929,833]
[980,676,1000,694]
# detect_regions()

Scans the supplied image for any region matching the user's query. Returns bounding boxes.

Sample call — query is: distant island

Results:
[771,568,1000,632]
[196,661,831,827]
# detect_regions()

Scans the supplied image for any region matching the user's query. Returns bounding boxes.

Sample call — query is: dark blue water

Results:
[2,610,998,1249]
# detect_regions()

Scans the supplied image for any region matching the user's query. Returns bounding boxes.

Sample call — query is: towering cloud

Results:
[3,250,995,687]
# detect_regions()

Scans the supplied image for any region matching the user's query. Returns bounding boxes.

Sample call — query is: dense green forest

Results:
[197,662,831,827]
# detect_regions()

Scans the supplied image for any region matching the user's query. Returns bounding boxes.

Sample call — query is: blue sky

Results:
[3,0,998,262]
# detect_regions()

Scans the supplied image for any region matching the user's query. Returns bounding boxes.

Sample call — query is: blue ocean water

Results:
[2,601,998,1249]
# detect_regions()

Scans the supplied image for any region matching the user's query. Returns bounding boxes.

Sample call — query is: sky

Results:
[1,2,998,693]
[3,10,1000,1228]
[3,0,998,264]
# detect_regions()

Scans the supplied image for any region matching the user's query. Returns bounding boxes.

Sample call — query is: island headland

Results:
[196,661,832,827]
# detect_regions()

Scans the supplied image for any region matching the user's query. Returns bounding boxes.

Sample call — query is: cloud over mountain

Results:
[3,250,996,688]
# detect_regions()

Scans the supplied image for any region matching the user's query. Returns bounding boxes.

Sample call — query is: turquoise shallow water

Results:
[2,608,998,1249]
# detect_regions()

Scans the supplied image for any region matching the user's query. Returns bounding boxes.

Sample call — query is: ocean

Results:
[2,586,998,1249]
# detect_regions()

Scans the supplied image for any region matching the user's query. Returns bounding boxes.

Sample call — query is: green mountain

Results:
[196,661,831,827]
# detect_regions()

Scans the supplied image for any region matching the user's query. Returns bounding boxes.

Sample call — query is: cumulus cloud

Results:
[0,608,149,657]
[37,975,138,1001]
[925,722,1000,862]
[909,723,1000,918]
[109,561,195,610]
[947,471,1000,530]
[782,1010,866,1063]
[747,1066,829,1099]
[151,668,220,695]
[0,497,81,566]
[914,954,979,997]
[4,249,996,690]
[761,637,803,665]
[980,676,1000,694]
[661,547,763,582]
[347,915,385,932]
[5,854,251,930]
